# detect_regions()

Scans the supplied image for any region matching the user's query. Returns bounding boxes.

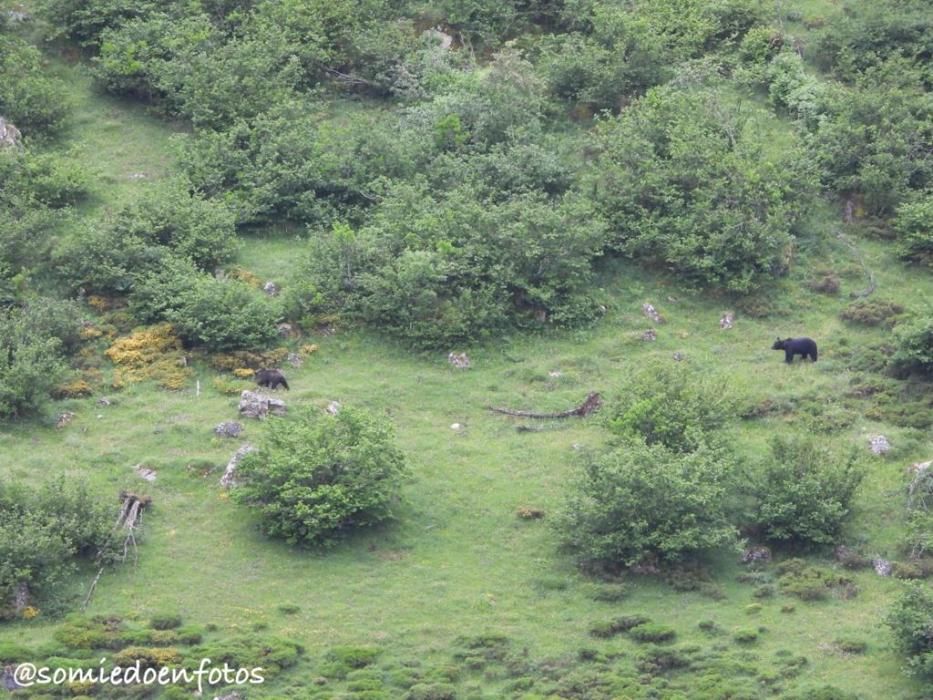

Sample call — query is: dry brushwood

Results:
[488,392,602,419]
[83,492,152,610]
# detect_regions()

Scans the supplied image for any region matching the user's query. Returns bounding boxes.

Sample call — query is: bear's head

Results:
[771,337,787,350]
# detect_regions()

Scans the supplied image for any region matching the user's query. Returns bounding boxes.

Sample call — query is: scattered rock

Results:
[213,692,243,700]
[262,281,280,296]
[127,172,148,180]
[448,351,471,369]
[221,443,255,488]
[326,400,341,415]
[642,302,664,324]
[238,390,287,419]
[286,352,303,367]
[55,411,75,429]
[0,117,22,149]
[741,546,772,565]
[97,397,113,406]
[134,465,157,482]
[872,558,892,577]
[6,10,29,22]
[868,435,891,455]
[450,422,463,431]
[214,421,243,438]
[276,322,295,338]
[641,329,657,341]
[672,352,685,361]
[719,312,735,330]
[548,370,562,378]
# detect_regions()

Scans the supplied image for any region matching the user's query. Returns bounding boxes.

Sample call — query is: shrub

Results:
[149,614,182,631]
[406,683,457,700]
[834,638,867,654]
[191,635,302,676]
[0,305,71,418]
[777,560,857,601]
[0,35,71,133]
[886,582,933,680]
[839,299,905,327]
[557,441,738,569]
[604,362,736,453]
[233,407,409,546]
[326,646,382,669]
[164,275,281,352]
[895,193,933,266]
[105,324,191,390]
[629,623,676,643]
[0,479,120,610]
[733,628,759,644]
[589,84,814,293]
[748,435,865,546]
[890,312,933,377]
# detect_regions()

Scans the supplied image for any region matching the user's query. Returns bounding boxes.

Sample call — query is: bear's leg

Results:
[785,350,794,363]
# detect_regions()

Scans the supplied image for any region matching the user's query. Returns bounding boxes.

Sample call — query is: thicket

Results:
[747,436,865,546]
[233,407,409,546]
[886,583,933,680]
[0,477,119,617]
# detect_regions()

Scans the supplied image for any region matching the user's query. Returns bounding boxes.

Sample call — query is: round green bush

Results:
[233,407,409,547]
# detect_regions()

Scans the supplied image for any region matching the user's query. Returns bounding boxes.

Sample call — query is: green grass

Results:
[1,8,932,698]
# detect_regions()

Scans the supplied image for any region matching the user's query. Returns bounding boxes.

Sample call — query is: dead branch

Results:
[488,392,602,419]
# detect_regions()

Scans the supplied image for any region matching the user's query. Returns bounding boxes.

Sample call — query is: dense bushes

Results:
[289,186,607,348]
[604,363,735,453]
[894,194,933,266]
[0,301,82,418]
[891,312,933,377]
[0,477,118,616]
[886,583,933,680]
[0,34,70,134]
[233,407,409,546]
[557,441,738,569]
[747,436,865,546]
[589,85,814,292]
[53,181,237,295]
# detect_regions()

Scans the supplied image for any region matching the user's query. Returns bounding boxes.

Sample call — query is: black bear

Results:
[255,368,290,390]
[772,337,818,363]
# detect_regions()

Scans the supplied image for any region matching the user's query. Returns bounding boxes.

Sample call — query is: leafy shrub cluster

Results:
[0,34,70,134]
[589,85,814,293]
[886,583,933,680]
[748,436,865,546]
[233,407,409,546]
[559,364,871,572]
[53,181,238,295]
[0,300,84,418]
[0,478,119,617]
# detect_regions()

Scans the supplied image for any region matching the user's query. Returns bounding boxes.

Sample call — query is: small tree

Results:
[886,583,933,680]
[749,435,864,546]
[233,408,409,546]
[890,312,933,378]
[556,441,738,570]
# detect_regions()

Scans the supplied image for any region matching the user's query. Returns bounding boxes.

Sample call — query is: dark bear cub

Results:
[255,368,290,390]
[772,337,818,363]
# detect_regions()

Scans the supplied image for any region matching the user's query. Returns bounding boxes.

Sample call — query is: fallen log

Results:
[488,392,602,419]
